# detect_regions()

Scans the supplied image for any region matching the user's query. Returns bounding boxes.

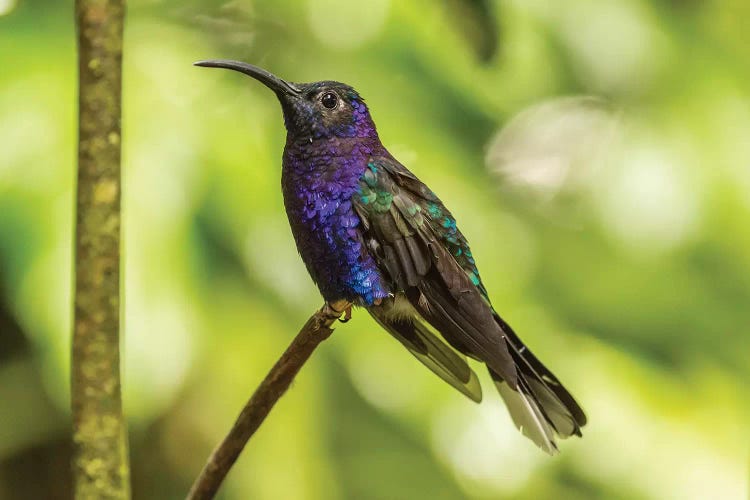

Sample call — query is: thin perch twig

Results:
[186,300,350,500]
[71,0,129,498]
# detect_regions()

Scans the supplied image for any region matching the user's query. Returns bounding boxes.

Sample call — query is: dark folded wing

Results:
[353,157,517,387]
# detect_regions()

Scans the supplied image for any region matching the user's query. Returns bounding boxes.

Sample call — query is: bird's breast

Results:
[281,150,388,304]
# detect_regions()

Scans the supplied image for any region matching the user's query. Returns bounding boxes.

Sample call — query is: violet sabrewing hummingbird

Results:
[195,59,586,453]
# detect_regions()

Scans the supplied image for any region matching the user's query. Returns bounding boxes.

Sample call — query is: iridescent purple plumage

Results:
[281,88,389,305]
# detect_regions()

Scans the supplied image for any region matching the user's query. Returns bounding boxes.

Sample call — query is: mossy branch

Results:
[185,300,350,500]
[71,0,129,498]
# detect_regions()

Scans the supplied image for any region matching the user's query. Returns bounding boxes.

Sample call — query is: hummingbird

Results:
[195,60,586,453]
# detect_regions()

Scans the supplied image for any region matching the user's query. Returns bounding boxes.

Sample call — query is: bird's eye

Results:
[320,92,338,109]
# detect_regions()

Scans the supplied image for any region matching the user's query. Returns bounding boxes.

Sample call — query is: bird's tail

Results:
[490,314,586,455]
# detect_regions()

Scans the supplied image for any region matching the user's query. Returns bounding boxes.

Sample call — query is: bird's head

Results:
[195,60,378,142]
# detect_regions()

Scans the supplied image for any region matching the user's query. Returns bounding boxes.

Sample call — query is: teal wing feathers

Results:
[353,155,587,453]
[353,156,518,386]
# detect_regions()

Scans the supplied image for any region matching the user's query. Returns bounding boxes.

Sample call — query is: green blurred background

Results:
[1,0,748,498]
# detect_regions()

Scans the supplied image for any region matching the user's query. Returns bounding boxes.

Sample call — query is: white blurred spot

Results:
[558,1,664,92]
[574,354,747,500]
[0,81,60,190]
[511,0,664,92]
[307,0,390,49]
[0,0,16,16]
[486,96,618,201]
[124,287,195,422]
[431,399,543,496]
[596,147,700,254]
[126,133,195,223]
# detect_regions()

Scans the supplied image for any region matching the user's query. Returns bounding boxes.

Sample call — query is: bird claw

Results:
[338,305,353,323]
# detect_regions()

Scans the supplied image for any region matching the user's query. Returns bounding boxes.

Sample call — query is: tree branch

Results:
[186,300,350,500]
[71,0,129,498]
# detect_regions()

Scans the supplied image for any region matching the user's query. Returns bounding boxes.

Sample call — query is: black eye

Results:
[320,92,338,109]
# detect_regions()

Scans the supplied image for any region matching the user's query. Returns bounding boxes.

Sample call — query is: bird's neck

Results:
[281,136,385,230]
[282,135,384,176]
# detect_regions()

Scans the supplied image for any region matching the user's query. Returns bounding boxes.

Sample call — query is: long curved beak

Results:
[194,59,301,96]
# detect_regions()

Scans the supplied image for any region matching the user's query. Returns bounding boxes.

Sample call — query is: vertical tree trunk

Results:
[71,0,129,498]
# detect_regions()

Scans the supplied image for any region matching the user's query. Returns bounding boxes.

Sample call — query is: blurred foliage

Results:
[0,0,748,499]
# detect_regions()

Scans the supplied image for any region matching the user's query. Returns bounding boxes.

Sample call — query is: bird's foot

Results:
[324,300,350,322]
[338,305,353,323]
